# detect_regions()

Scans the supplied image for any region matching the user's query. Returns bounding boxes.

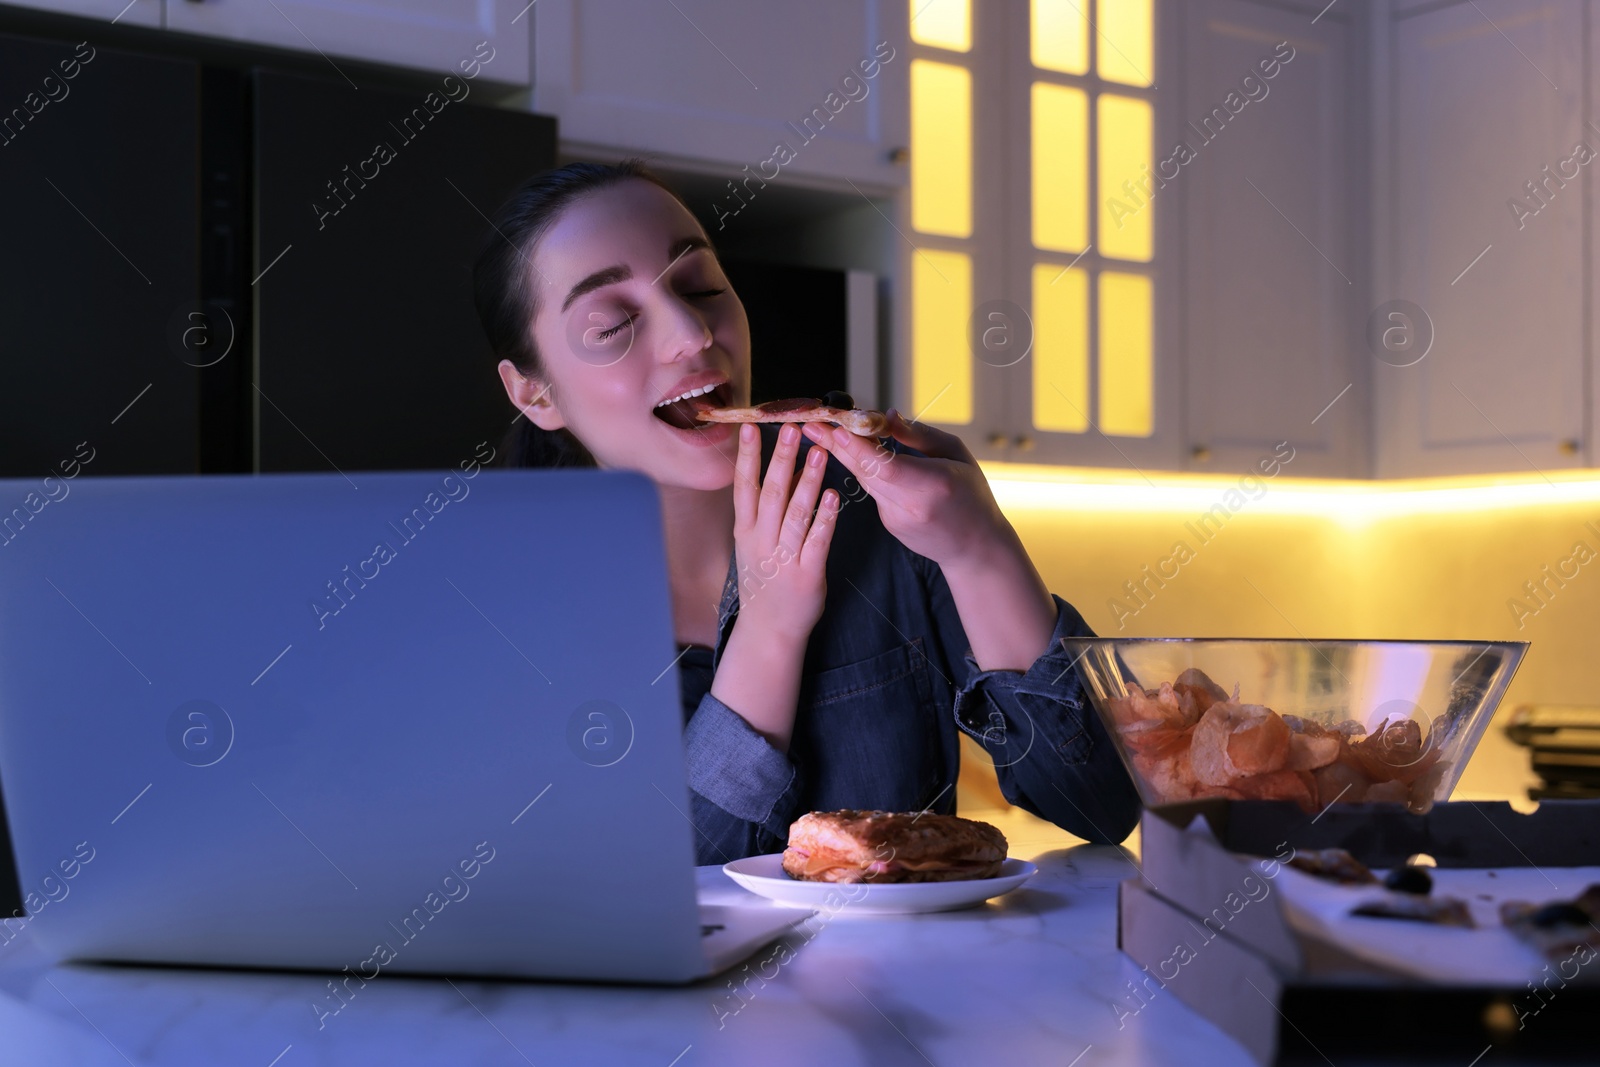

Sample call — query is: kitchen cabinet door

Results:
[0,33,201,476]
[0,0,160,28]
[1181,0,1367,478]
[1375,0,1585,477]
[253,71,555,473]
[534,0,907,192]
[165,0,529,84]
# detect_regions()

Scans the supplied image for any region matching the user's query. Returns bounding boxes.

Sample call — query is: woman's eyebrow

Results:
[559,236,711,312]
[649,235,713,284]
[666,234,710,263]
[561,265,631,312]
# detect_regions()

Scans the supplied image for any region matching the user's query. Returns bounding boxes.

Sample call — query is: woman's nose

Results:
[657,295,713,361]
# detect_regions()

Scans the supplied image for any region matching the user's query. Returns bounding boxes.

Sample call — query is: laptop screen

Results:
[0,469,706,982]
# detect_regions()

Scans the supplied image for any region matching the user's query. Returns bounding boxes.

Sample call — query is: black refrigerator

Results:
[0,31,558,479]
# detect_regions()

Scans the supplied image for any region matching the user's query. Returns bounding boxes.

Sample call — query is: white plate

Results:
[721,855,1038,915]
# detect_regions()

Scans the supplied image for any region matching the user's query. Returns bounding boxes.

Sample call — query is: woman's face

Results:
[509,179,751,490]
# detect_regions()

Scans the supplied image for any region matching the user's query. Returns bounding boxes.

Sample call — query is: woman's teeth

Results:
[654,383,720,409]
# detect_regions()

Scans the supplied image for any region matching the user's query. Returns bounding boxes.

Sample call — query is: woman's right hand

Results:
[709,422,839,753]
[731,422,839,641]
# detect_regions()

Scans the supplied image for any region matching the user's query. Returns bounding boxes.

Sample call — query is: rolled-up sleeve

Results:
[921,560,1141,844]
[682,690,804,862]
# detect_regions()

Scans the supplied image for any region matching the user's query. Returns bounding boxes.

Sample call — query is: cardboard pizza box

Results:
[1117,799,1600,1064]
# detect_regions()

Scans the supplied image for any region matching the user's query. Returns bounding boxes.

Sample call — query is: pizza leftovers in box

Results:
[1118,799,1600,1064]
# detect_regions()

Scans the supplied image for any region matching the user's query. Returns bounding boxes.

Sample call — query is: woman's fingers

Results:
[778,443,828,556]
[801,423,902,495]
[743,423,838,579]
[803,411,971,468]
[882,409,974,462]
[800,488,840,570]
[732,422,761,535]
[755,423,803,543]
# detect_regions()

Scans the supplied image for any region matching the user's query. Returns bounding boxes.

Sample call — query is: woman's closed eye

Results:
[592,313,635,341]
[592,288,723,340]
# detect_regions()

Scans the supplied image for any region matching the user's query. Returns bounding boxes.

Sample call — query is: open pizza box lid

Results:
[1117,799,1600,1064]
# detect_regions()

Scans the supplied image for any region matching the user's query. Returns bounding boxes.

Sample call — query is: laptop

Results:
[0,468,805,983]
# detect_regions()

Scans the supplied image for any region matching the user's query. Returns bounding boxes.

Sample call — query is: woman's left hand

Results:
[800,411,1011,568]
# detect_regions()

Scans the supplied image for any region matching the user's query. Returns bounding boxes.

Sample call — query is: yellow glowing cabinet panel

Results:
[1099,271,1153,437]
[1032,264,1089,432]
[1031,0,1087,74]
[910,60,972,238]
[1032,83,1089,253]
[912,249,973,424]
[909,0,971,52]
[1096,0,1153,86]
[1097,95,1153,263]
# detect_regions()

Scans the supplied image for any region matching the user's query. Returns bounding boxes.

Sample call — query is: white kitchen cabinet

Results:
[1180,0,1367,478]
[164,0,529,83]
[0,0,160,27]
[1375,0,1586,477]
[534,0,908,191]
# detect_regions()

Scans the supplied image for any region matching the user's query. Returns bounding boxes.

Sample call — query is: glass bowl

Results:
[1061,638,1528,813]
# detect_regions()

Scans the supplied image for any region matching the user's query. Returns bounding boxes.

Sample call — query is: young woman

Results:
[473,160,1139,863]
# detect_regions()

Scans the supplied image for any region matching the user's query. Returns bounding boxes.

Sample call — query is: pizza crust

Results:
[696,398,890,437]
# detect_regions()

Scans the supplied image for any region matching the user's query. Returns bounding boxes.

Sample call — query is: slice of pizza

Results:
[1500,884,1600,964]
[1286,847,1379,886]
[1350,895,1476,928]
[696,396,890,438]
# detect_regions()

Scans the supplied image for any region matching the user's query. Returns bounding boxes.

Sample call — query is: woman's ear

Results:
[498,359,566,431]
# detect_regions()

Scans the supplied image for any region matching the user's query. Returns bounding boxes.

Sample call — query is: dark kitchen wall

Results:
[721,261,848,405]
[0,34,202,477]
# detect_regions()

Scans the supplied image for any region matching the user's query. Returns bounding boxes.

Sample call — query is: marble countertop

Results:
[0,810,1267,1067]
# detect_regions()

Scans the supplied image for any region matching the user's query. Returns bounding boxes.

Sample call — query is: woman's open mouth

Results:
[651,380,732,431]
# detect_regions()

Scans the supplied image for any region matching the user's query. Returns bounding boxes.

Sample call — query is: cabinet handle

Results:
[888,146,910,165]
[1014,435,1035,452]
[987,432,1008,449]
[1560,438,1581,455]
[1191,444,1212,462]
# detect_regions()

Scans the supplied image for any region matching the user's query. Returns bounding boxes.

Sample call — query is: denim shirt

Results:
[679,427,1141,864]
